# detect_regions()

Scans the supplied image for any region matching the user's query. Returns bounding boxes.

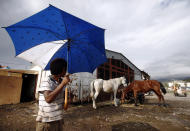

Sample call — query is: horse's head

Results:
[120,82,132,104]
[120,76,127,86]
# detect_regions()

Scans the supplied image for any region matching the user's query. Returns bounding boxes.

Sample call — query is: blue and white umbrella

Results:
[4,5,107,74]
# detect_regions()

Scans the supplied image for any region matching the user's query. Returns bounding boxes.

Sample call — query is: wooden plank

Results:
[0,75,23,105]
[0,69,38,75]
[0,71,22,77]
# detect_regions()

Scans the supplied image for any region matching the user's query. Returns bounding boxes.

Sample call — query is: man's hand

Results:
[44,74,71,103]
[61,74,70,85]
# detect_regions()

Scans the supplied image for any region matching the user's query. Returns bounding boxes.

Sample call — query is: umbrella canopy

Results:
[4,5,107,73]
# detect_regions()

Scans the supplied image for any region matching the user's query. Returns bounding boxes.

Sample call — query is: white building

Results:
[168,80,190,87]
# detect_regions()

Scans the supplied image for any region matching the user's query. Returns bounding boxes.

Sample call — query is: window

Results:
[97,58,134,83]
[97,68,104,79]
[112,72,116,78]
[105,70,110,80]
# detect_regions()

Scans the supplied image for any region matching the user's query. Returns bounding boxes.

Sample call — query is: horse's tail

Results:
[90,80,95,97]
[159,82,167,94]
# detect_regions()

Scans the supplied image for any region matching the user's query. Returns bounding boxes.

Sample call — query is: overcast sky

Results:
[0,0,190,80]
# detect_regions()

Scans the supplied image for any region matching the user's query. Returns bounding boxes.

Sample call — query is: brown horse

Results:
[121,80,167,106]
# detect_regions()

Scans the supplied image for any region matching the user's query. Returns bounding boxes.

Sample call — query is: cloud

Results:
[106,0,190,80]
[0,0,190,80]
[144,52,190,80]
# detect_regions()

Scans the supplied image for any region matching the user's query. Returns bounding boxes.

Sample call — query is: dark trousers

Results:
[36,120,63,131]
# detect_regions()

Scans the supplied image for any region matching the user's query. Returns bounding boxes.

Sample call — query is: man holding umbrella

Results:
[4,5,107,131]
[36,58,70,131]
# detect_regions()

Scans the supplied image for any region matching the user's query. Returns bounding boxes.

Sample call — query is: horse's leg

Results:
[133,90,138,106]
[153,90,162,106]
[92,94,96,109]
[92,91,100,109]
[113,89,118,107]
[158,85,167,106]
[157,95,162,106]
[162,95,166,104]
[161,95,166,106]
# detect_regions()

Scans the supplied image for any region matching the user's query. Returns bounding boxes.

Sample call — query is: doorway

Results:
[20,74,37,102]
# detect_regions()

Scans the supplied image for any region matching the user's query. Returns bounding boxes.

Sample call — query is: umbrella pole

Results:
[64,41,70,110]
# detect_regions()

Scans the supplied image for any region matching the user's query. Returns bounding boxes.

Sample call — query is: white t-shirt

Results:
[36,76,65,122]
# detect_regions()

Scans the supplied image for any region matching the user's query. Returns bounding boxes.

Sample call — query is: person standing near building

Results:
[36,58,70,131]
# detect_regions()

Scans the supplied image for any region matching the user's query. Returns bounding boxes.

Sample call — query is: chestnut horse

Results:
[121,80,167,106]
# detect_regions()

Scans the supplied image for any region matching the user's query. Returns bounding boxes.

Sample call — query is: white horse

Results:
[90,77,127,109]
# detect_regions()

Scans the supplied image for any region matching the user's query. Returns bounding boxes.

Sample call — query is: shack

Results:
[0,69,38,105]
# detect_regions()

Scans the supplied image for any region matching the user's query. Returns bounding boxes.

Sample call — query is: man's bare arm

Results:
[44,76,70,103]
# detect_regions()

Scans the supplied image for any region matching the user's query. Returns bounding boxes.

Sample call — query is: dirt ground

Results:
[0,92,190,131]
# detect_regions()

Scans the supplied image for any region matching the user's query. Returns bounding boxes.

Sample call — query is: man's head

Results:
[50,58,67,77]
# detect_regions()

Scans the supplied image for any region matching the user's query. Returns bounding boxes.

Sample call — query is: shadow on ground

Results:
[112,122,159,131]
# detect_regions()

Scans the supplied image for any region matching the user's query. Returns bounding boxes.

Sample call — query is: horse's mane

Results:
[105,77,124,81]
